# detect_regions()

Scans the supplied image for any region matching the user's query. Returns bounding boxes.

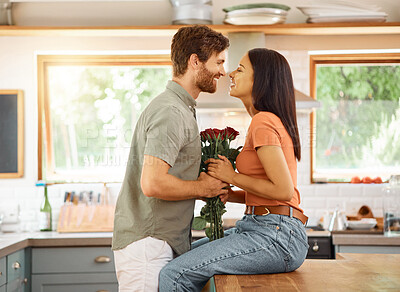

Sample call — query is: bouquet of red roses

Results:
[192,127,242,241]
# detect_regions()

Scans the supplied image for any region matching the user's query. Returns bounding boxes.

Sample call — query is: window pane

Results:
[314,64,400,182]
[46,65,171,182]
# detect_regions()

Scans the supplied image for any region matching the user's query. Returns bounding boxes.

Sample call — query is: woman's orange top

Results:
[236,111,303,212]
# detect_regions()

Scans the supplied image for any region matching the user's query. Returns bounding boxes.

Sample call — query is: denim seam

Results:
[171,244,274,291]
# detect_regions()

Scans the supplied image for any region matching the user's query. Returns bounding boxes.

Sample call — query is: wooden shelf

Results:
[0,22,400,37]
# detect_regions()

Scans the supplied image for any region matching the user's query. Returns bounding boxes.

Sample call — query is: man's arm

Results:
[141,155,228,201]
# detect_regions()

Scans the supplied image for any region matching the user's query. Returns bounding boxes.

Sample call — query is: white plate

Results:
[307,16,386,23]
[227,8,288,17]
[347,219,377,230]
[224,15,286,25]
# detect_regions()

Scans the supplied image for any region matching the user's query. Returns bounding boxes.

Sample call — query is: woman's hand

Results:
[206,155,236,185]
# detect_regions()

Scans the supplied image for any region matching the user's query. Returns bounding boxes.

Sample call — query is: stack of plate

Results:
[223,3,290,25]
[297,1,387,23]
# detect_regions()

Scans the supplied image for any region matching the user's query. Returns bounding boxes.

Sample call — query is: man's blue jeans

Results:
[159,214,309,292]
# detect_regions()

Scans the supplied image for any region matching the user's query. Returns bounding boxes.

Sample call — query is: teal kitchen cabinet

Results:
[32,247,117,292]
[6,249,30,292]
[0,256,6,290]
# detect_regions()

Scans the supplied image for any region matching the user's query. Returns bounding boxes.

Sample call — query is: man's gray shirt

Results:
[112,80,201,255]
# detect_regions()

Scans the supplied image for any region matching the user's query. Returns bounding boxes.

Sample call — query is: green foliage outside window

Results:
[315,65,400,181]
[47,66,171,181]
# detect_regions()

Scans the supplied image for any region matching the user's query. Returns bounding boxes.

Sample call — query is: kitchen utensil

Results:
[328,208,347,231]
[76,191,87,227]
[172,4,212,25]
[58,192,70,229]
[0,1,12,25]
[224,14,286,25]
[357,205,374,218]
[169,0,211,7]
[223,3,290,13]
[383,175,400,237]
[347,218,377,230]
[1,204,20,232]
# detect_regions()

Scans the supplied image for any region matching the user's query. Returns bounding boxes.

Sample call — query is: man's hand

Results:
[197,172,229,198]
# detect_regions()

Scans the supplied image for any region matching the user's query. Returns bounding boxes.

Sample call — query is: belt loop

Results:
[289,207,293,218]
[251,206,255,215]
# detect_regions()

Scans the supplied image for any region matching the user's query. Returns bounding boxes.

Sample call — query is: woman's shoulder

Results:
[251,111,282,126]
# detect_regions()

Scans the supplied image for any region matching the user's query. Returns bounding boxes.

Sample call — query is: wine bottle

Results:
[37,181,52,231]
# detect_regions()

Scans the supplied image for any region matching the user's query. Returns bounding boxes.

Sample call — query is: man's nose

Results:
[220,66,226,76]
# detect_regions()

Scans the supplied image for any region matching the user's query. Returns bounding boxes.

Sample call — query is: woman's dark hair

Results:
[248,48,301,161]
[171,25,229,77]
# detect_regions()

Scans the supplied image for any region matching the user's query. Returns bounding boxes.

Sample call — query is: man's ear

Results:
[188,53,201,71]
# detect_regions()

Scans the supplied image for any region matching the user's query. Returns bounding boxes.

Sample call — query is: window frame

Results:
[309,52,400,183]
[37,54,171,182]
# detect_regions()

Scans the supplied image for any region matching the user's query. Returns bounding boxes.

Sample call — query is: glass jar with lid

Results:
[383,175,400,237]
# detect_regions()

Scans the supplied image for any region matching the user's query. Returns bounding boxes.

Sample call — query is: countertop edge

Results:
[332,234,400,245]
[0,238,30,258]
[0,232,113,257]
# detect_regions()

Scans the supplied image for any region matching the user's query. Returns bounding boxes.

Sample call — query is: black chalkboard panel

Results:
[0,90,24,178]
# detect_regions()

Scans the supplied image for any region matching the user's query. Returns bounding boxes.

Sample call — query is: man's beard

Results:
[196,64,218,93]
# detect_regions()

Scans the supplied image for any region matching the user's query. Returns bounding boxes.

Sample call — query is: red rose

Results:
[204,128,215,140]
[212,128,223,140]
[200,130,208,142]
[224,127,239,141]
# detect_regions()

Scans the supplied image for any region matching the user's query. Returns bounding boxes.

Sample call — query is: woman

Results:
[159,48,309,292]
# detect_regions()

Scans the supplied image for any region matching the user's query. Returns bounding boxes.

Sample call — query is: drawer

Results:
[32,247,115,274]
[0,257,6,286]
[307,237,333,259]
[32,272,117,292]
[7,249,25,282]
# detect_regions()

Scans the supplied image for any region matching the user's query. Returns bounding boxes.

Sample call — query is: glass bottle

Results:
[37,181,52,231]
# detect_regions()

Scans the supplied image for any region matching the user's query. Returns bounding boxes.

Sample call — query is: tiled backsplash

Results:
[0,182,387,233]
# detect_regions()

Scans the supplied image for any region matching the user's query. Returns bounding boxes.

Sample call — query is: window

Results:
[310,53,400,183]
[38,55,171,183]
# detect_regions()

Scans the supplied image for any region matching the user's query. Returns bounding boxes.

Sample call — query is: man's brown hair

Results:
[171,25,230,77]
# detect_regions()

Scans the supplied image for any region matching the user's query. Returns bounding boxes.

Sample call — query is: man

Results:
[112,25,230,292]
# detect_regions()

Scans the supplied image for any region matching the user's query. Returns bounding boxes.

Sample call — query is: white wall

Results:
[0,29,397,231]
[10,0,400,25]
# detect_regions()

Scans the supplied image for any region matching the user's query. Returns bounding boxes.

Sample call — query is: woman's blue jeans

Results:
[159,214,309,292]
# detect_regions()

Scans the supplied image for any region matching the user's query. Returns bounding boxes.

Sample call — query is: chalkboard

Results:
[0,90,24,178]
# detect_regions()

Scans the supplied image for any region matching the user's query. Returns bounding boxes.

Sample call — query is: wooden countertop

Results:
[214,253,400,291]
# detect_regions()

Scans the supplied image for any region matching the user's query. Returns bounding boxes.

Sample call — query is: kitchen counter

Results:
[0,232,112,258]
[332,233,400,246]
[214,253,400,291]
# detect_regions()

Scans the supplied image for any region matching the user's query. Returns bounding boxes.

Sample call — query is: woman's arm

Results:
[207,145,294,202]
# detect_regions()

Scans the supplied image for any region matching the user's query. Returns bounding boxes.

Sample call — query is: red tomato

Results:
[351,176,361,183]
[362,176,373,184]
[373,177,382,184]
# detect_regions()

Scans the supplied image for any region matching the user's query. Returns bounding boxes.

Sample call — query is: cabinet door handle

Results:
[312,242,319,252]
[12,261,21,269]
[96,290,109,292]
[23,278,28,284]
[94,256,111,263]
[0,271,2,276]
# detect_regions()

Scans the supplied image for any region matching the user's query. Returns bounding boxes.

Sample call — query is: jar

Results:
[383,175,400,237]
